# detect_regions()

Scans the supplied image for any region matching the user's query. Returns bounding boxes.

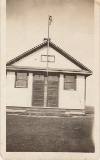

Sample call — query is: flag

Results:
[49,15,52,25]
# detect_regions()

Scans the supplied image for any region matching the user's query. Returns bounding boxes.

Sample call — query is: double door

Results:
[32,73,59,107]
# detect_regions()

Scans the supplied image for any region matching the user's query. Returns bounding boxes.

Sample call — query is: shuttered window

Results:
[64,75,76,90]
[15,72,28,88]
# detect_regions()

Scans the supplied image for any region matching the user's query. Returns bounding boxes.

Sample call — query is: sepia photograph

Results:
[0,0,99,159]
[5,0,95,153]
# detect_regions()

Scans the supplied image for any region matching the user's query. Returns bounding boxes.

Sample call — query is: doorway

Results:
[32,73,59,107]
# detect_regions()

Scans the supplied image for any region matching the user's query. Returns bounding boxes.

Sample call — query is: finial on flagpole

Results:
[49,15,53,25]
[43,38,51,41]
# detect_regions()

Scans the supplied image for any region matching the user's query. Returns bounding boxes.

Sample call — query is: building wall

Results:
[59,74,85,109]
[13,47,80,70]
[6,72,85,109]
[6,72,33,107]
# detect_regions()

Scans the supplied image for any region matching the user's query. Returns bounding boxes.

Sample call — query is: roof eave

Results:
[6,66,92,76]
[49,41,92,73]
[6,41,47,66]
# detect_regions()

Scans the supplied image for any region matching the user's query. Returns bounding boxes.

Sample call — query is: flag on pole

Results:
[49,15,52,25]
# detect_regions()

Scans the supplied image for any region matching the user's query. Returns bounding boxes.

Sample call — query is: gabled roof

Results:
[6,41,92,74]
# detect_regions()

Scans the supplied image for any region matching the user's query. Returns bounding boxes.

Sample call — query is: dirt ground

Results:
[6,111,94,152]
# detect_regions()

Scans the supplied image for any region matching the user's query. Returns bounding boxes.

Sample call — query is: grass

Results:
[6,114,95,152]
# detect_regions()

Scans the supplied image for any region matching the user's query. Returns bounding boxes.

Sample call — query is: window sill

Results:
[63,89,76,91]
[15,87,28,88]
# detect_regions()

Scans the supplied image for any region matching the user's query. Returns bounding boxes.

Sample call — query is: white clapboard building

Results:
[6,40,92,113]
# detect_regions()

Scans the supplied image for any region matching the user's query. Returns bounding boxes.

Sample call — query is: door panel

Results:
[47,76,59,107]
[33,74,59,107]
[33,75,44,106]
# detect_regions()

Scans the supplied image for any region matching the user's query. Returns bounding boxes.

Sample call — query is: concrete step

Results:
[6,106,85,112]
[6,106,85,116]
[6,106,30,110]
[26,109,66,113]
[19,112,67,117]
[6,106,67,111]
[7,111,85,117]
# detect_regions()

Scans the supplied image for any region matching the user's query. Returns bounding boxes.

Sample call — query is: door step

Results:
[6,106,85,116]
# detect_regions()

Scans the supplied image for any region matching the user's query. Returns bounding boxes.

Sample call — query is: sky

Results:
[6,0,94,106]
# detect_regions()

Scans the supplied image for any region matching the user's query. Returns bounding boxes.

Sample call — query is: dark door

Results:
[47,76,59,107]
[33,75,44,106]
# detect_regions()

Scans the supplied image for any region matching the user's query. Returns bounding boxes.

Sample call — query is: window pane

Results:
[41,55,55,62]
[65,82,76,90]
[22,81,27,87]
[16,80,27,87]
[16,80,23,87]
[48,56,55,62]
[65,75,75,82]
[41,55,47,61]
[17,73,27,80]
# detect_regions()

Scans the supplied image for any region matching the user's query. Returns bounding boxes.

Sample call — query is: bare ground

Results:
[6,112,94,152]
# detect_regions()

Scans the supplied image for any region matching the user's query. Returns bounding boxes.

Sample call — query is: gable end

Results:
[6,40,92,74]
[6,41,47,66]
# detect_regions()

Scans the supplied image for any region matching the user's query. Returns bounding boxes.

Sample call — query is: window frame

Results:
[15,71,28,88]
[41,55,55,63]
[64,74,76,91]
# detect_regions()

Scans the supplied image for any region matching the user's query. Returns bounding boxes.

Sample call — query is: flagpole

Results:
[45,15,52,107]
[47,15,49,79]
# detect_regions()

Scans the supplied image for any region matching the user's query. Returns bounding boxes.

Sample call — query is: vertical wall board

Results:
[76,75,85,109]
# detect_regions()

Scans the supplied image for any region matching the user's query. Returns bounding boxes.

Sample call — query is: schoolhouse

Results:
[6,40,92,113]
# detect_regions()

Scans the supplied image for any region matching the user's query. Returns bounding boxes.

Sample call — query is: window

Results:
[64,75,76,90]
[41,55,55,62]
[15,72,28,88]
